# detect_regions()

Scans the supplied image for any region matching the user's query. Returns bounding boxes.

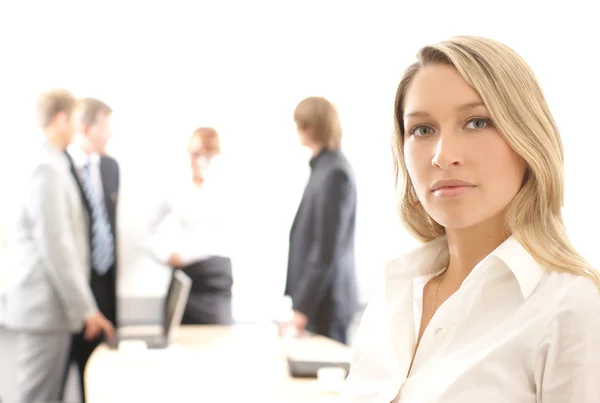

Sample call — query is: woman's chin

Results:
[428,211,480,231]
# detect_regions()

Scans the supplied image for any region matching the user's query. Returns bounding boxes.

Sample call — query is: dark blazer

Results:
[99,156,119,250]
[63,153,119,403]
[66,153,119,324]
[285,149,358,340]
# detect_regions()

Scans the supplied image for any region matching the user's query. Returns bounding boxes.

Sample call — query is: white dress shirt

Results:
[67,145,105,200]
[146,156,232,266]
[341,236,600,402]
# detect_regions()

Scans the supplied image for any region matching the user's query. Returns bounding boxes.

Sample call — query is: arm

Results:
[340,290,394,401]
[27,164,98,325]
[113,159,120,244]
[534,278,600,401]
[292,169,352,319]
[145,193,178,264]
[108,156,119,238]
[114,158,120,193]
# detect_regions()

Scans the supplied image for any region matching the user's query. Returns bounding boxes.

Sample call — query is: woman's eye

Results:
[410,125,434,136]
[465,118,490,130]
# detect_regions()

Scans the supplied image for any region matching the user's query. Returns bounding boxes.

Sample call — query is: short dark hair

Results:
[77,98,112,126]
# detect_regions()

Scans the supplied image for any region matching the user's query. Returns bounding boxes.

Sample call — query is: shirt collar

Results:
[309,148,340,169]
[67,144,100,168]
[309,148,327,169]
[41,140,70,170]
[386,235,544,299]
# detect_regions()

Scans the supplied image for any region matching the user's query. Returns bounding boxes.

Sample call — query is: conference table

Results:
[85,323,352,402]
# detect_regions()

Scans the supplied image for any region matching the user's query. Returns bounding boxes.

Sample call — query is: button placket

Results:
[413,292,462,374]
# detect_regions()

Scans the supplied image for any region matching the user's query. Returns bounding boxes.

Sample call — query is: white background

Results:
[0,1,598,321]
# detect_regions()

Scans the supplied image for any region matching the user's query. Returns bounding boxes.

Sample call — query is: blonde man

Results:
[5,89,114,403]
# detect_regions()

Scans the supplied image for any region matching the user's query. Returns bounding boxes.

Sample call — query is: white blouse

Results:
[341,236,600,402]
[145,156,233,266]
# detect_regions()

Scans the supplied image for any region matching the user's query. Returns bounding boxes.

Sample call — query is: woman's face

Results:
[188,134,217,182]
[402,64,526,231]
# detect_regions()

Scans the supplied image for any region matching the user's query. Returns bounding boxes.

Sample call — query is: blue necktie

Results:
[82,161,115,275]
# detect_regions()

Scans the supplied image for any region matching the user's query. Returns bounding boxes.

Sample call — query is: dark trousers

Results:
[63,265,116,403]
[308,316,350,345]
[305,292,351,345]
[178,256,233,325]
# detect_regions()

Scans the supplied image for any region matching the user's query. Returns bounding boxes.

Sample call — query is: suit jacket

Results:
[5,142,97,332]
[285,149,358,333]
[99,156,119,262]
[66,150,119,324]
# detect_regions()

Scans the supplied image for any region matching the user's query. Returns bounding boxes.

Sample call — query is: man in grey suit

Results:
[283,96,358,345]
[5,89,115,403]
[66,98,119,403]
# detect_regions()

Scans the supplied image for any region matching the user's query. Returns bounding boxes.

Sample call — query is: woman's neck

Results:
[443,212,509,286]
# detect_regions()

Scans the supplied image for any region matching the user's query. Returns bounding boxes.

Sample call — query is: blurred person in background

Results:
[5,89,114,403]
[64,97,119,403]
[282,96,358,345]
[146,127,233,324]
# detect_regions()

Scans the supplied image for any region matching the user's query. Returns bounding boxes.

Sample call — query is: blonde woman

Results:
[341,37,600,402]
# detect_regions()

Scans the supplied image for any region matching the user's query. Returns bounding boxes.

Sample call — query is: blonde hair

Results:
[294,96,342,151]
[36,88,77,128]
[393,36,600,288]
[77,98,112,126]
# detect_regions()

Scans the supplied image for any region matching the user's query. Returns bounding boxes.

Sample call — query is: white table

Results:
[86,324,351,402]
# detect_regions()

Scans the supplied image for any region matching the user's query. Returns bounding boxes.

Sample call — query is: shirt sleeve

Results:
[340,290,394,402]
[145,194,179,264]
[533,276,600,401]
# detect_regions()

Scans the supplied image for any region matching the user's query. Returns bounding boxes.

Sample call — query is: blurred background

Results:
[0,0,599,401]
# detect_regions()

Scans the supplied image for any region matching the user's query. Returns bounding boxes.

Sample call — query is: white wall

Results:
[0,1,599,321]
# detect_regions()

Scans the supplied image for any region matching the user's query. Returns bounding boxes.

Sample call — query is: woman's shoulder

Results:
[383,237,448,280]
[544,268,600,297]
[541,270,600,323]
[531,270,600,361]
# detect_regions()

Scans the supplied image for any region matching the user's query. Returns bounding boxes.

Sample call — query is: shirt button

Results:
[434,327,446,339]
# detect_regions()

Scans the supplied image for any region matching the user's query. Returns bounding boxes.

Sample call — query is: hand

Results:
[279,311,308,338]
[84,312,115,342]
[168,253,184,268]
[291,310,308,332]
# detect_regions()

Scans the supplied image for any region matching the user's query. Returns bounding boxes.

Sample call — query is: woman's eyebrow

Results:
[404,101,486,120]
[403,110,430,119]
[456,101,486,112]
